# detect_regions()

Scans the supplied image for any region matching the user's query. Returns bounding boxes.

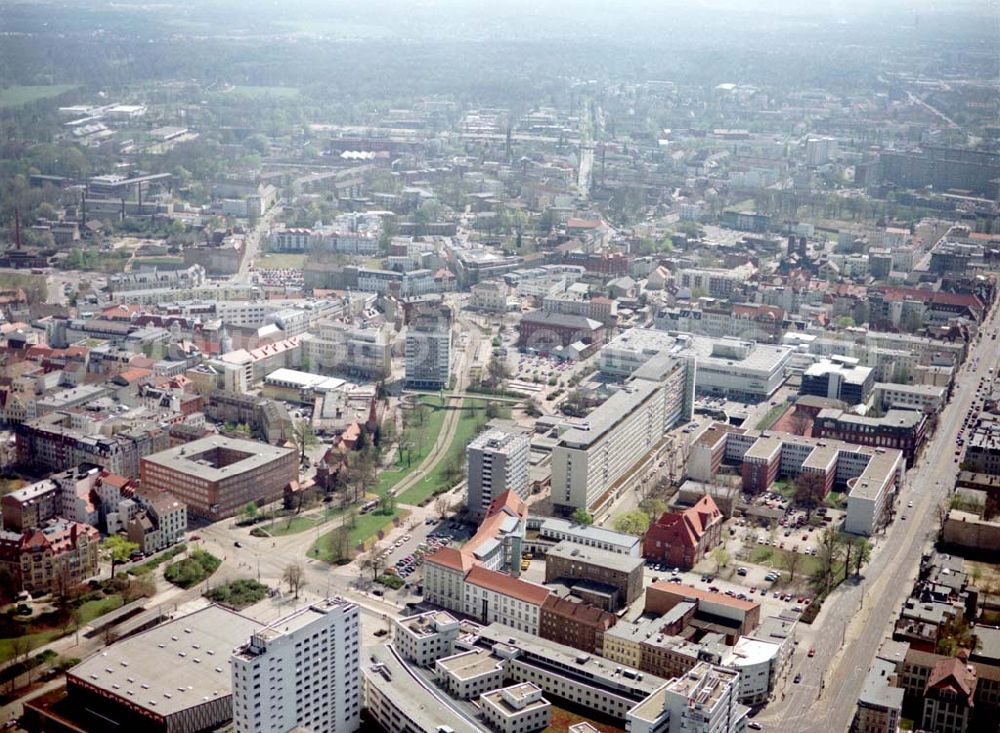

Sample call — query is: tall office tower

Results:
[405,310,452,390]
[231,599,361,733]
[467,428,530,519]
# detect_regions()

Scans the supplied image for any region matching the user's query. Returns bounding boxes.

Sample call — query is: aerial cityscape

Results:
[0,1,997,732]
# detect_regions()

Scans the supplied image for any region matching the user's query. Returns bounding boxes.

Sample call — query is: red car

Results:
[808,648,816,658]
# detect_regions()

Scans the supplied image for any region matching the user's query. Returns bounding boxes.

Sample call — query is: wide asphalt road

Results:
[762,303,1000,732]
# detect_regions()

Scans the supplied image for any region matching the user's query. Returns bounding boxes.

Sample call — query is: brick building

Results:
[538,596,617,655]
[140,436,297,520]
[813,408,927,464]
[645,582,761,637]
[642,495,724,569]
[517,311,605,354]
[544,541,644,610]
[0,519,100,595]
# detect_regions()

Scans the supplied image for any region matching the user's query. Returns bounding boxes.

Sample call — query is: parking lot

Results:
[642,561,810,618]
[374,518,474,597]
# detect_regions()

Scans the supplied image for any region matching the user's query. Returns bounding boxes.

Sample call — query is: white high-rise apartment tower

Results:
[230,599,361,733]
[467,429,530,519]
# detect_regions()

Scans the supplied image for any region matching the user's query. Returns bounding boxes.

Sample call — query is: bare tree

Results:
[786,412,811,436]
[782,550,804,582]
[325,527,351,564]
[812,527,843,593]
[934,500,951,538]
[359,541,386,581]
[9,636,33,692]
[434,496,449,519]
[794,472,827,519]
[282,564,307,599]
[717,474,742,519]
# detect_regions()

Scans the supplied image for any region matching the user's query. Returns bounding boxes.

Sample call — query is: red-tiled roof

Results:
[648,582,759,611]
[117,367,153,384]
[485,490,526,519]
[425,547,476,573]
[926,657,977,705]
[465,565,550,606]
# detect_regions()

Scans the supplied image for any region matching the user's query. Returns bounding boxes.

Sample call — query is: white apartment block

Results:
[873,382,945,413]
[405,316,451,390]
[472,280,512,312]
[463,566,548,635]
[676,264,756,298]
[480,683,551,733]
[551,355,693,515]
[392,611,461,667]
[230,599,361,733]
[467,429,530,519]
[721,637,783,706]
[628,662,746,733]
[434,648,505,700]
[270,227,312,252]
[301,321,392,379]
[141,492,187,548]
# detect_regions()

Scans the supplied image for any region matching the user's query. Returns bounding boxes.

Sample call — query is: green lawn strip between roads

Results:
[371,396,448,497]
[0,594,123,664]
[755,402,788,430]
[310,509,410,563]
[396,400,490,506]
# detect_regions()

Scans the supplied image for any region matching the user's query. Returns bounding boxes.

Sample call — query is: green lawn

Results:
[76,595,124,625]
[132,257,184,268]
[0,85,78,109]
[258,253,308,269]
[772,480,796,500]
[756,403,788,430]
[751,546,823,578]
[396,401,490,506]
[372,397,448,497]
[0,593,123,664]
[309,509,410,562]
[0,630,62,665]
[266,516,317,536]
[263,506,348,537]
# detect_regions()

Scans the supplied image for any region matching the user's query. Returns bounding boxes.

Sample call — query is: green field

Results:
[266,516,316,536]
[76,595,124,625]
[750,545,846,583]
[258,253,308,269]
[0,629,62,665]
[0,85,78,109]
[310,509,410,562]
[0,593,123,664]
[756,403,789,430]
[371,397,449,497]
[396,401,491,506]
[225,85,300,99]
[132,257,185,268]
[263,506,347,537]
